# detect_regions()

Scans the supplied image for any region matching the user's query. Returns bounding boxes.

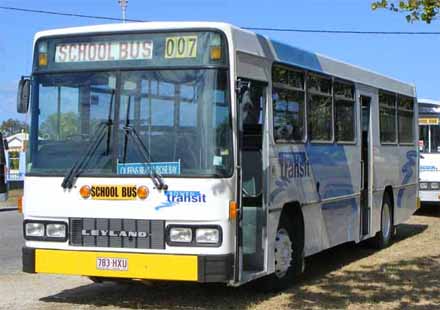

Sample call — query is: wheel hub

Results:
[382,203,391,239]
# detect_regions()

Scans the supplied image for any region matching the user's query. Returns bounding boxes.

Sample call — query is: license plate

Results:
[96,257,128,271]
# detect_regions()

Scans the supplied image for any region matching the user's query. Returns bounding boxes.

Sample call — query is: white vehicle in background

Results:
[0,132,8,201]
[418,99,440,205]
[17,22,418,290]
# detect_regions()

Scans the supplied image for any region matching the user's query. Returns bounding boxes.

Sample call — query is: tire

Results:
[370,194,393,249]
[258,214,304,292]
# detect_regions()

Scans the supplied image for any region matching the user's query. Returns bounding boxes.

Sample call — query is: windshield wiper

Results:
[61,121,112,189]
[121,126,168,191]
[121,96,167,190]
[61,91,114,189]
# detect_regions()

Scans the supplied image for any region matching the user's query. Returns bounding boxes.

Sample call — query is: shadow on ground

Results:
[39,223,429,310]
[416,205,440,218]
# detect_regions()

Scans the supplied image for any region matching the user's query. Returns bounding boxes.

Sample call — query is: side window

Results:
[379,91,397,143]
[272,66,305,142]
[307,74,332,141]
[334,81,355,142]
[398,95,414,144]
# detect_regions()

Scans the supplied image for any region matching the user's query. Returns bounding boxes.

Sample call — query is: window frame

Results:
[379,90,398,145]
[271,64,307,144]
[307,72,334,144]
[334,79,357,145]
[397,94,415,146]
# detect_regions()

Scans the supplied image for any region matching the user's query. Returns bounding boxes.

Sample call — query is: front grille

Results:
[69,218,165,249]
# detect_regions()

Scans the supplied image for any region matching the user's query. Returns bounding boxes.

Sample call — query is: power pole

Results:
[118,0,128,23]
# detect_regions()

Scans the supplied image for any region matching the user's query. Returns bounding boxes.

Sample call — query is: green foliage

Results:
[371,0,440,24]
[0,119,28,137]
[39,112,79,140]
[372,0,440,23]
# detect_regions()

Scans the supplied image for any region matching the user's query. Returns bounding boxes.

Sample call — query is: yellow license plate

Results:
[90,185,137,200]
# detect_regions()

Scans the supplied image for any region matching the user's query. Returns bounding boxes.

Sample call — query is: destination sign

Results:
[419,117,439,125]
[55,40,153,63]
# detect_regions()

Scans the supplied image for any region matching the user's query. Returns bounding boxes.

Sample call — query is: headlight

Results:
[24,221,68,241]
[431,182,439,190]
[46,223,66,238]
[169,227,192,243]
[196,228,220,244]
[420,182,428,190]
[25,223,44,237]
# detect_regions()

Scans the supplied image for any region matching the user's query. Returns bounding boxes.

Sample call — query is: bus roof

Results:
[34,21,416,97]
[419,99,440,106]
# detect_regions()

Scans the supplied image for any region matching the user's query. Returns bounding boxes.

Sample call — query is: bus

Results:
[0,132,7,201]
[18,22,418,290]
[418,99,440,205]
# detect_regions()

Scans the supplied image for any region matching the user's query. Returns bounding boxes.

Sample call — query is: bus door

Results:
[360,94,372,237]
[236,79,267,280]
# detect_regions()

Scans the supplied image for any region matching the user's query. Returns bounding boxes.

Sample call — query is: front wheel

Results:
[258,215,304,292]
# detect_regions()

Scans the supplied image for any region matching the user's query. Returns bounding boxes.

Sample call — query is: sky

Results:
[0,0,439,122]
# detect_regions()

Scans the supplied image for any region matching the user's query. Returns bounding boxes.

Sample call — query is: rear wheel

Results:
[258,214,304,292]
[370,194,393,249]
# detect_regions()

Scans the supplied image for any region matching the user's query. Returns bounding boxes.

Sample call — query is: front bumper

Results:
[23,247,233,283]
[419,190,440,203]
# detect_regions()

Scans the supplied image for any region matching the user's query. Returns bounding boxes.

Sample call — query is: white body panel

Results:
[24,176,235,255]
[419,153,440,203]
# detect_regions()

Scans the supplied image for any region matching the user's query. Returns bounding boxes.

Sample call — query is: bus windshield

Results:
[419,102,440,154]
[419,124,440,153]
[28,69,233,177]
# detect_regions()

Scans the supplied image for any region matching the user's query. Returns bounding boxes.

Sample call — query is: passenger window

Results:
[398,95,414,143]
[307,74,332,141]
[334,81,355,142]
[272,66,305,142]
[379,91,397,143]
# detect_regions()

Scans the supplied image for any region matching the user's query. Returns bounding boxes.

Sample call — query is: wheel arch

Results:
[384,185,395,225]
[280,201,305,252]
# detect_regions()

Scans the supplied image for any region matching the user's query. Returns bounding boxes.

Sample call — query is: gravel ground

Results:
[0,207,439,310]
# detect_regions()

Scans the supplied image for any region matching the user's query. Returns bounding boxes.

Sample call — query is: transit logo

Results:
[270,151,311,203]
[165,191,206,203]
[155,191,207,210]
[279,152,310,179]
[420,165,439,172]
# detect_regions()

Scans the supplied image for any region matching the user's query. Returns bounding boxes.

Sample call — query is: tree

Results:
[39,112,79,140]
[0,119,28,137]
[372,1,440,23]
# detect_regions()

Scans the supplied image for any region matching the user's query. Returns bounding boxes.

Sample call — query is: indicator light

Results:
[137,185,149,200]
[80,185,91,199]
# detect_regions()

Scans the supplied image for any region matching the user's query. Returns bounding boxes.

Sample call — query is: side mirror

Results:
[3,139,8,151]
[17,77,30,114]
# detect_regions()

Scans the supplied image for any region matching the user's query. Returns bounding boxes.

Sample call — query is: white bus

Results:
[418,99,440,205]
[19,22,418,290]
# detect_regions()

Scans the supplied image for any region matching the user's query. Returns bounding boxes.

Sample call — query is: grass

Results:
[252,207,440,310]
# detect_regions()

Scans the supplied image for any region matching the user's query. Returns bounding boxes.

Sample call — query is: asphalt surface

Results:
[0,209,23,275]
